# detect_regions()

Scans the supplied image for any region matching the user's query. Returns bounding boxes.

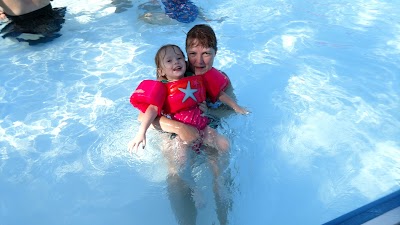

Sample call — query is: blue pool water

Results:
[1,0,399,224]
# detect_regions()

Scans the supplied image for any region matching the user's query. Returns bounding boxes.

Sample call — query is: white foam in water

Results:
[351,141,400,198]
[275,61,400,202]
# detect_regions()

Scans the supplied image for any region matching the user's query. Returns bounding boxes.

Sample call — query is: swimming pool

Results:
[1,0,399,224]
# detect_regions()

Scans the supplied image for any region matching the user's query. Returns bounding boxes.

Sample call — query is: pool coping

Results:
[323,189,400,225]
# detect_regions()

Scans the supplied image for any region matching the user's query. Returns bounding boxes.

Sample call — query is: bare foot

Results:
[0,10,7,21]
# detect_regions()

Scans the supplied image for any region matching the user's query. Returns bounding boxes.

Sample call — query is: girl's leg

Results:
[162,136,190,175]
[202,126,230,153]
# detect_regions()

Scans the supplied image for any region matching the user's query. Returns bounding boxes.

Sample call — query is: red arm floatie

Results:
[164,75,206,114]
[203,67,230,103]
[130,80,166,115]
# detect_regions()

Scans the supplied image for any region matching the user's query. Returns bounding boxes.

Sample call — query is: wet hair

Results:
[185,24,218,52]
[155,44,185,78]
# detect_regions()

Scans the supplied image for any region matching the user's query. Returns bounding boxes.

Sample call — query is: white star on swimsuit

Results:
[178,81,198,103]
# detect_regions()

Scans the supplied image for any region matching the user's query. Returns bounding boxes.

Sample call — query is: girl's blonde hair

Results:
[155,44,185,78]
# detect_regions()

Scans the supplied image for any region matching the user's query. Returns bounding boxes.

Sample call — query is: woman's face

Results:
[186,40,216,75]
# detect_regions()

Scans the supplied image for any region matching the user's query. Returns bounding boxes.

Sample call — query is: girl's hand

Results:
[128,133,146,155]
[198,101,208,113]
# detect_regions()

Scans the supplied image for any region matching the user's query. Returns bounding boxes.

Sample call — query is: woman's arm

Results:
[138,113,200,144]
[218,91,249,114]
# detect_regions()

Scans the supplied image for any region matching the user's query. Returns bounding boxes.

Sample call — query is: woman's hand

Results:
[234,106,250,115]
[198,101,208,113]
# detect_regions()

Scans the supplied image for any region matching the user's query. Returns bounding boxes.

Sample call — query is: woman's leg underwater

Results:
[162,137,197,225]
[202,127,233,225]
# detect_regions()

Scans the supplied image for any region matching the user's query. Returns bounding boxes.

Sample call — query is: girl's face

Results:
[158,46,186,81]
[187,40,216,75]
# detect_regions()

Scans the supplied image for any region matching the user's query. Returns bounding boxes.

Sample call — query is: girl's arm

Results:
[218,91,249,114]
[128,104,159,154]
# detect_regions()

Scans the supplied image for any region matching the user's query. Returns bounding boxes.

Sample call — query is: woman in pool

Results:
[137,24,247,225]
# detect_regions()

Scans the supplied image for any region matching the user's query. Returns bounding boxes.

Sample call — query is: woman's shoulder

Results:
[219,70,228,76]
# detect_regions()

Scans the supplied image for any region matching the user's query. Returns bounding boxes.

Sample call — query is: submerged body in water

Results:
[138,0,225,25]
[0,3,66,45]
